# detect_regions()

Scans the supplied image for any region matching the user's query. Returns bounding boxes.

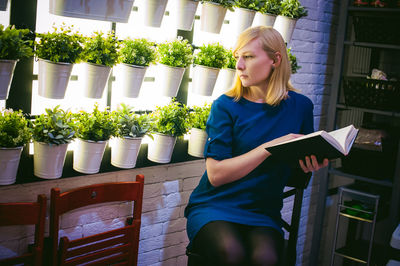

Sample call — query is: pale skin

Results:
[207,38,329,187]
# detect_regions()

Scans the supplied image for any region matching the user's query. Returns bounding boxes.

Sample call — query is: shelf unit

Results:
[310,1,400,265]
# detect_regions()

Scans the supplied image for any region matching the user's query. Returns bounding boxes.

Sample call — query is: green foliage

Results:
[224,49,237,69]
[112,103,152,138]
[280,0,307,19]
[233,0,265,11]
[157,37,193,68]
[259,0,281,15]
[189,103,211,130]
[30,105,75,145]
[0,24,33,60]
[200,0,235,10]
[74,104,117,141]
[287,47,301,74]
[82,31,120,67]
[150,100,189,137]
[120,38,157,67]
[0,109,31,148]
[193,43,227,69]
[35,24,83,64]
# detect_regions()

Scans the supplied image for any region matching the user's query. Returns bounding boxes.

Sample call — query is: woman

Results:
[184,26,329,266]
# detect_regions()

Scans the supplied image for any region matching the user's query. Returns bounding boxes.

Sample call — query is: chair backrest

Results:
[49,174,144,266]
[0,194,47,266]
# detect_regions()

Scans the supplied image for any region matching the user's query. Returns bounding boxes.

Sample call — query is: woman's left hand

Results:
[299,155,329,173]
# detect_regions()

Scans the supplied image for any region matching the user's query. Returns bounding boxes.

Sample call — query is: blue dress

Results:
[184,91,314,246]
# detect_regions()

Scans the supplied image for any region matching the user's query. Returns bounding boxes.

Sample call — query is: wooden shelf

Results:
[344,40,400,50]
[339,210,373,223]
[348,6,400,13]
[335,240,369,264]
[329,168,393,188]
[336,104,400,118]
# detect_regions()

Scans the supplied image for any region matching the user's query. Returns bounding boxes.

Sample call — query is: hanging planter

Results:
[174,0,199,31]
[192,65,220,96]
[188,128,208,158]
[273,15,297,43]
[49,0,135,23]
[73,139,108,174]
[233,8,256,36]
[143,0,169,27]
[82,62,112,98]
[200,2,228,34]
[0,59,18,100]
[37,59,73,99]
[119,64,147,98]
[215,68,236,96]
[0,147,23,185]
[33,142,68,179]
[253,12,277,27]
[111,137,142,169]
[253,0,280,27]
[147,133,177,163]
[158,64,186,97]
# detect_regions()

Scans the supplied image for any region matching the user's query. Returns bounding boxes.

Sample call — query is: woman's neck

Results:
[244,85,268,103]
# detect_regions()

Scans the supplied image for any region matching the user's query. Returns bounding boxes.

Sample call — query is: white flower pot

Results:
[188,128,207,158]
[73,139,107,174]
[111,137,142,169]
[0,59,17,100]
[192,65,220,96]
[157,64,185,97]
[200,2,227,34]
[49,0,135,23]
[174,0,199,31]
[233,8,256,36]
[119,63,147,98]
[147,133,177,163]
[0,147,23,185]
[82,62,112,99]
[38,59,73,99]
[253,12,276,27]
[273,15,297,43]
[214,68,236,96]
[143,0,168,27]
[33,142,68,179]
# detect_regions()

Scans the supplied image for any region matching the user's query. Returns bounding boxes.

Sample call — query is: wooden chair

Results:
[49,174,144,266]
[0,194,47,266]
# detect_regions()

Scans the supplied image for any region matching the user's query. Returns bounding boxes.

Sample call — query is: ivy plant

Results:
[189,103,211,130]
[193,43,227,69]
[0,24,33,60]
[280,0,307,19]
[287,47,301,74]
[150,100,189,137]
[200,0,235,10]
[112,103,153,138]
[0,109,31,148]
[259,0,281,15]
[35,24,83,64]
[30,105,75,145]
[157,37,193,68]
[224,49,237,70]
[120,38,157,67]
[82,31,120,67]
[233,0,266,11]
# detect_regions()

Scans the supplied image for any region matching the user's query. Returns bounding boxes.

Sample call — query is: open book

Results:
[266,125,359,164]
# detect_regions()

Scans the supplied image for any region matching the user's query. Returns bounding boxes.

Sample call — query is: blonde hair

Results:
[226,26,295,106]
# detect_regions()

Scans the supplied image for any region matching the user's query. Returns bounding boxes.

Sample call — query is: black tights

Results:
[189,221,284,266]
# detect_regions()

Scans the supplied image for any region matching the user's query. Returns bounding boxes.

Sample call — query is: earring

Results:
[271,65,275,70]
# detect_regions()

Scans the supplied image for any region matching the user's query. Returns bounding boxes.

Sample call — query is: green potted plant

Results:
[81,31,120,98]
[35,23,83,99]
[232,0,264,35]
[192,42,227,96]
[253,0,281,27]
[287,47,301,74]
[148,100,189,163]
[0,25,33,100]
[142,0,169,27]
[73,104,117,174]
[0,109,31,185]
[173,0,200,31]
[273,0,307,43]
[111,103,152,169]
[199,0,235,33]
[156,37,193,97]
[30,105,75,179]
[188,103,211,158]
[118,38,157,98]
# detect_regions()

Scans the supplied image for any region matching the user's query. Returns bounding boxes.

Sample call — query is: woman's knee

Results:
[251,247,279,266]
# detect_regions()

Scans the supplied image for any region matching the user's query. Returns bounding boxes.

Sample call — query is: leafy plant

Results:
[0,109,31,148]
[259,0,281,15]
[189,103,211,130]
[0,24,33,60]
[200,0,236,10]
[112,103,152,138]
[224,49,237,69]
[120,38,157,67]
[30,105,75,145]
[74,104,117,141]
[193,43,227,69]
[35,23,83,63]
[287,47,301,74]
[233,0,266,11]
[82,31,120,67]
[157,37,193,68]
[279,0,307,19]
[150,100,189,137]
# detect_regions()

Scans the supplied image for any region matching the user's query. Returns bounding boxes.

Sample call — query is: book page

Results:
[327,125,356,154]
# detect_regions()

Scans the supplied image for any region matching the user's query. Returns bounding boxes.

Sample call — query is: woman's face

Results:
[235,38,275,89]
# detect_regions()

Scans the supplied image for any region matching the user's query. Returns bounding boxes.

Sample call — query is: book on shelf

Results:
[266,125,359,165]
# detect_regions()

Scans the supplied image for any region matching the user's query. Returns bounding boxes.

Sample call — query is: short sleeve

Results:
[300,97,314,135]
[203,98,234,160]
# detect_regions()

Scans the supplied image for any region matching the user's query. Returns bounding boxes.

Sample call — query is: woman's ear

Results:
[273,52,282,68]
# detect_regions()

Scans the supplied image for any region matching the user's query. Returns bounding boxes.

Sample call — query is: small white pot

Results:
[233,8,256,36]
[73,139,107,174]
[143,0,168,27]
[0,146,23,185]
[33,142,68,179]
[273,15,297,43]
[38,59,73,99]
[147,133,177,163]
[0,59,18,100]
[157,64,185,97]
[200,2,227,34]
[253,12,276,27]
[214,68,236,97]
[188,128,207,158]
[82,62,112,99]
[192,65,220,96]
[174,0,199,31]
[111,137,142,169]
[119,63,147,98]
